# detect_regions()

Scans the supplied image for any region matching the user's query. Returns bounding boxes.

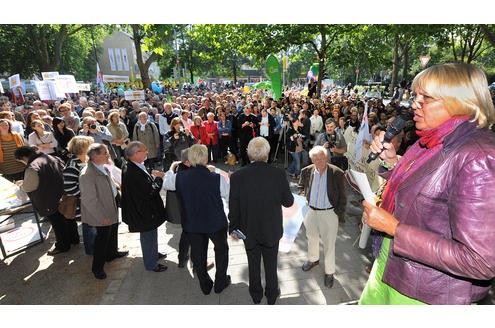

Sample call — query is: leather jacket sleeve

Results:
[393,153,495,280]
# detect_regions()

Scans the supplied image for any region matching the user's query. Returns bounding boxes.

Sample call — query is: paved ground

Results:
[0,158,375,306]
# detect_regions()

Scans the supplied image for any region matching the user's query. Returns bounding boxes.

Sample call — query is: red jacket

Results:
[203,120,219,145]
[190,124,208,145]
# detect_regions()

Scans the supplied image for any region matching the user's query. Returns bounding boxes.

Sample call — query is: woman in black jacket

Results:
[53,117,75,162]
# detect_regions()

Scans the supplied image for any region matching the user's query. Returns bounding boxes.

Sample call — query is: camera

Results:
[179,126,185,133]
[89,123,97,130]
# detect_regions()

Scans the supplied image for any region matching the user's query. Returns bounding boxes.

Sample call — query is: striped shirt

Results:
[0,138,25,175]
[63,157,86,220]
[309,167,332,209]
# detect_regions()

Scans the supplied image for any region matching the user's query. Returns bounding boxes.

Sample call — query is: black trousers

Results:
[92,223,118,274]
[187,226,229,295]
[47,211,71,251]
[66,218,80,244]
[178,230,190,263]
[245,241,280,303]
[239,137,252,166]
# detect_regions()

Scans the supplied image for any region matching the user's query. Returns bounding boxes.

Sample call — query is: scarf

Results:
[380,115,470,214]
[136,121,147,132]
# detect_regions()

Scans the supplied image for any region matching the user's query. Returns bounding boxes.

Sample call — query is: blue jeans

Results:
[82,223,96,255]
[288,151,302,176]
[140,228,158,270]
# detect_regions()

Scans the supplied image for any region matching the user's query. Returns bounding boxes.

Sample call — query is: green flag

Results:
[265,54,282,100]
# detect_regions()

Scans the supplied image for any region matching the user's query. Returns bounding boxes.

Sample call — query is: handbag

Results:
[58,194,77,219]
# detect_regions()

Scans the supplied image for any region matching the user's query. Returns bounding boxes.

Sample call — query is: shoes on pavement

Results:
[302,260,320,272]
[152,264,168,272]
[267,288,281,305]
[106,250,129,262]
[201,282,214,295]
[158,252,167,259]
[214,275,231,294]
[93,271,107,280]
[324,274,334,288]
[47,248,69,256]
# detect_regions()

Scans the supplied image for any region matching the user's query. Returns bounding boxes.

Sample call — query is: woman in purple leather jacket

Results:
[359,63,495,304]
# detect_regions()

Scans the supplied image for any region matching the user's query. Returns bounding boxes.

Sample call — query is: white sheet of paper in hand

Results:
[349,169,375,249]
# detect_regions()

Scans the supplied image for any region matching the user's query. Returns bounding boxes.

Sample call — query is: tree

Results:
[0,24,109,80]
[128,24,175,90]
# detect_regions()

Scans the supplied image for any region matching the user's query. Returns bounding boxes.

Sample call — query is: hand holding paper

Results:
[348,170,375,249]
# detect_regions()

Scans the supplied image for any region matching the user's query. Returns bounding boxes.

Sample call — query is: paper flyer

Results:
[348,169,376,249]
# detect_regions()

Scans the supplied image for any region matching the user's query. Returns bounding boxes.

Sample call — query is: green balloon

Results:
[265,54,282,100]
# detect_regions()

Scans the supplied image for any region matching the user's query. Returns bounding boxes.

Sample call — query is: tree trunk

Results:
[401,44,409,84]
[390,36,400,93]
[189,68,194,84]
[54,25,68,72]
[131,25,150,90]
[317,26,326,98]
[232,62,237,85]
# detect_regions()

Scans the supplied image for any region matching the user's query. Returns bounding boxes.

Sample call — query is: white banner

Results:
[108,48,116,71]
[124,90,145,101]
[122,48,130,71]
[8,74,21,89]
[103,75,130,83]
[41,71,59,81]
[57,75,79,93]
[34,81,65,101]
[77,83,91,91]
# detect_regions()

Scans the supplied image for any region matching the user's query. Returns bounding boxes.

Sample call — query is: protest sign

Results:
[41,71,59,81]
[57,75,79,93]
[77,83,91,91]
[8,74,21,89]
[124,90,145,101]
[103,75,130,83]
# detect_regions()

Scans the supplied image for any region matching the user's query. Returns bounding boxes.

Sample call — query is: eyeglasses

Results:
[410,92,439,106]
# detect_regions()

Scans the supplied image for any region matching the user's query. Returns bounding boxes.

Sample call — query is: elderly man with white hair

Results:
[229,137,294,305]
[298,145,347,289]
[175,144,230,295]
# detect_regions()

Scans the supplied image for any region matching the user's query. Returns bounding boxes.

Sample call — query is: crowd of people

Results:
[1,62,495,304]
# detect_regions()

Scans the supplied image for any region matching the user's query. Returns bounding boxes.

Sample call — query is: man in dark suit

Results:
[121,141,167,272]
[229,137,294,305]
[257,108,276,162]
[237,104,259,166]
[175,144,231,295]
[298,145,346,288]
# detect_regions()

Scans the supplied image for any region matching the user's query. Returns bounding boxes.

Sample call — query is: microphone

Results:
[366,115,406,163]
